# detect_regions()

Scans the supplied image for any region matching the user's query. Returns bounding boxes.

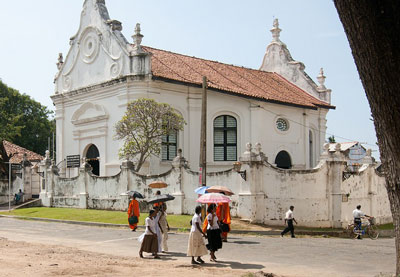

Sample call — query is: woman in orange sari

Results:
[128,196,140,231]
[216,202,231,242]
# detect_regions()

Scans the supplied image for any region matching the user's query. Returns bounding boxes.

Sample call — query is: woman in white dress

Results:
[187,206,208,264]
[139,209,160,259]
[159,203,170,253]
[153,205,163,253]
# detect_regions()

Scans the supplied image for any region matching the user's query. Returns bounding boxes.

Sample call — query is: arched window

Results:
[162,130,177,161]
[309,130,314,167]
[275,150,292,169]
[85,144,100,176]
[214,115,237,161]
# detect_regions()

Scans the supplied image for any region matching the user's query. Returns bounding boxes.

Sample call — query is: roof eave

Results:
[152,76,323,110]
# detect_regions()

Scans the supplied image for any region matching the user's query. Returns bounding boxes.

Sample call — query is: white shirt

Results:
[191,213,202,233]
[353,209,364,219]
[285,210,294,220]
[145,217,155,235]
[207,213,219,230]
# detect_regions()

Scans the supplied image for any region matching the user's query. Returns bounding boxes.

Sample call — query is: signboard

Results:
[67,155,80,168]
[11,163,22,171]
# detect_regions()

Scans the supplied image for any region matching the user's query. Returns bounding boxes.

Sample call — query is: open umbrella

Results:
[194,186,209,195]
[196,193,231,204]
[127,191,144,199]
[147,194,175,204]
[149,180,168,189]
[206,185,234,196]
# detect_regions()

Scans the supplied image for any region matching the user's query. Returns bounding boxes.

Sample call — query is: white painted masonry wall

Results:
[40,146,391,228]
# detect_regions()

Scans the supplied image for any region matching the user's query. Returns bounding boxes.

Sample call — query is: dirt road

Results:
[0,217,396,276]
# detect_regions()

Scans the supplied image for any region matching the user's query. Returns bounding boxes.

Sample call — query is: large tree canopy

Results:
[334,1,400,274]
[0,80,55,155]
[114,98,185,172]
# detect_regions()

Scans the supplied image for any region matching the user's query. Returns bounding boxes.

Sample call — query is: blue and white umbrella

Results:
[194,186,210,195]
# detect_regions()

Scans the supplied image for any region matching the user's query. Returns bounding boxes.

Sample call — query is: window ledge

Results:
[206,161,236,167]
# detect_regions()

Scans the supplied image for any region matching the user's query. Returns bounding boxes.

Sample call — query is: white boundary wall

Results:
[39,145,392,228]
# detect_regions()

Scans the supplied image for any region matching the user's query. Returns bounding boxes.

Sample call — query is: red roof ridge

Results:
[142,45,257,72]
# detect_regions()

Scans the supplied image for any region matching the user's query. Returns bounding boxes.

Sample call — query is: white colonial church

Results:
[52,0,334,177]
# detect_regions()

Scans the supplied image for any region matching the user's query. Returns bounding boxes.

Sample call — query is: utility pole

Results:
[199,76,207,187]
[8,162,11,211]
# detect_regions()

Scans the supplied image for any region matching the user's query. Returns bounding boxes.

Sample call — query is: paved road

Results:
[0,217,395,277]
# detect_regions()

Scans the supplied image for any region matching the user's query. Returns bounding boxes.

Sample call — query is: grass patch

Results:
[377,223,394,230]
[0,207,192,229]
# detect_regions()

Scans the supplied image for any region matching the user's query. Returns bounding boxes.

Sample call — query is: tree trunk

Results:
[334,1,400,274]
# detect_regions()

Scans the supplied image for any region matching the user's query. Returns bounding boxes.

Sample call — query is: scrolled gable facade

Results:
[51,0,334,177]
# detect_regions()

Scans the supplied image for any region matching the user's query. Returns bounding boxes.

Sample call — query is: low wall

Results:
[39,149,392,227]
[0,177,23,204]
[341,165,391,226]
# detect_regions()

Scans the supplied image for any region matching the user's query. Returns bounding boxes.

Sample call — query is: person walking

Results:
[187,206,208,265]
[206,204,222,262]
[281,206,297,238]
[127,196,140,231]
[153,205,163,253]
[352,205,372,239]
[139,209,160,259]
[159,203,170,253]
[154,190,163,207]
[216,201,231,242]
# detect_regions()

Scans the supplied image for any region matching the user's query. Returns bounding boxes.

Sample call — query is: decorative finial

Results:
[255,143,262,153]
[246,143,252,152]
[270,18,281,42]
[56,53,63,70]
[317,68,326,90]
[132,23,144,53]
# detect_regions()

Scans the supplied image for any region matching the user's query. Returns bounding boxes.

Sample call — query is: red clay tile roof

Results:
[3,140,44,163]
[142,46,334,109]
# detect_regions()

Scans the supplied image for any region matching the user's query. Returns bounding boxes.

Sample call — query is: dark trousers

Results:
[281,219,295,237]
[354,218,362,239]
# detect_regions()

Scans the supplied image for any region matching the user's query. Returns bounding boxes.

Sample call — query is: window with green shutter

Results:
[162,130,178,161]
[213,115,237,161]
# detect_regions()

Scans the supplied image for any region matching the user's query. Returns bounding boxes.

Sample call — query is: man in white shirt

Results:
[353,205,371,239]
[280,206,298,238]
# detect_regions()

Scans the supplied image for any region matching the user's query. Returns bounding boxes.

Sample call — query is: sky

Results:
[0,0,379,160]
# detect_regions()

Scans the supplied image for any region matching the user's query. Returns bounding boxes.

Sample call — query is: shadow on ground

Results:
[231,240,260,245]
[175,260,264,270]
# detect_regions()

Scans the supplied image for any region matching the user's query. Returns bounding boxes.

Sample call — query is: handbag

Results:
[128,216,138,225]
[219,222,230,232]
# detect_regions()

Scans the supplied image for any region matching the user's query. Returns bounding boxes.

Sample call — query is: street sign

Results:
[66,155,80,168]
[11,163,22,171]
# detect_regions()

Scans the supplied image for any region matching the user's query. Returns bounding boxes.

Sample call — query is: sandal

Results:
[191,260,200,265]
[139,252,143,258]
[196,258,205,264]
[154,255,161,259]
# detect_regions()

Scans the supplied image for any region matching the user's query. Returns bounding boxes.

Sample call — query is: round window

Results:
[276,118,289,131]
